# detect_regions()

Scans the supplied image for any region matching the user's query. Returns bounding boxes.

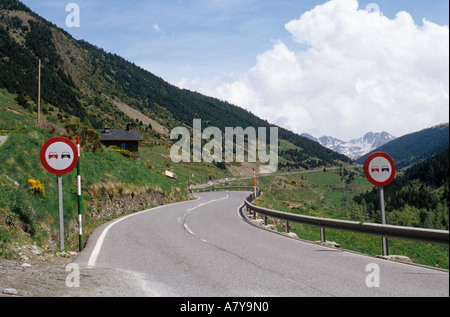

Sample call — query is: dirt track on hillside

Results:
[0,136,8,147]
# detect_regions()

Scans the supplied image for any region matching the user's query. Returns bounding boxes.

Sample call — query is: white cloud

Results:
[205,0,449,140]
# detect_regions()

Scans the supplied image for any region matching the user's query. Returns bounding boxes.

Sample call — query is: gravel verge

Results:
[0,257,146,297]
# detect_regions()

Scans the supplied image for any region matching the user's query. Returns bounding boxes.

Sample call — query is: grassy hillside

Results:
[0,88,224,258]
[0,133,180,258]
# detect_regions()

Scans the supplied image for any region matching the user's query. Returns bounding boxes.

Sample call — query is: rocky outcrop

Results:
[87,183,168,220]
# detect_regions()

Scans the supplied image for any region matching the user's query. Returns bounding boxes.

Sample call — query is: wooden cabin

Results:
[96,123,144,157]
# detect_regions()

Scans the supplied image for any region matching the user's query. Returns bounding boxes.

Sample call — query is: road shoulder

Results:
[0,257,145,297]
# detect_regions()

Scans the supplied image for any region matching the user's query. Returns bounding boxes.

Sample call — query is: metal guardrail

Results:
[243,191,449,246]
[197,186,258,193]
[197,186,449,247]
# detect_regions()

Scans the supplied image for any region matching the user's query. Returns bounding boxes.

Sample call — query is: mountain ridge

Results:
[301,131,396,160]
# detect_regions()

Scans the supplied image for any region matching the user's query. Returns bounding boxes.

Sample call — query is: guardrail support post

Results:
[285,220,290,233]
[320,227,326,243]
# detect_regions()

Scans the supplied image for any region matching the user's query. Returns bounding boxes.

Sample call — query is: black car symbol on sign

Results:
[381,166,390,172]
[61,152,71,159]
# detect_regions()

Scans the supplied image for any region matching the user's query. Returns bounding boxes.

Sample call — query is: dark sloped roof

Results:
[95,129,144,142]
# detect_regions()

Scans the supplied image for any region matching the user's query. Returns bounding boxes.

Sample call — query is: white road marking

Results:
[87,197,200,268]
[182,194,229,242]
[87,213,136,268]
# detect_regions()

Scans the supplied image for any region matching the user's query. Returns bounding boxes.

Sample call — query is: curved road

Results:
[75,191,449,297]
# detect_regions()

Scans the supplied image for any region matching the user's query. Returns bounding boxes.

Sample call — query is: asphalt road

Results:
[75,191,449,297]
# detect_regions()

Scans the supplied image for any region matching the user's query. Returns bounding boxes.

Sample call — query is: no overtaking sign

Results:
[364,151,396,257]
[40,137,79,251]
[40,137,78,175]
[364,152,396,187]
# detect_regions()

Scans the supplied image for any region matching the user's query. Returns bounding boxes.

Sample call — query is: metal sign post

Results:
[379,186,389,256]
[57,175,64,250]
[40,137,78,251]
[364,152,396,257]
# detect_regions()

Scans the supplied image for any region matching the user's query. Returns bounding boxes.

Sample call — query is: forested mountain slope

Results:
[0,0,353,169]
[356,123,449,170]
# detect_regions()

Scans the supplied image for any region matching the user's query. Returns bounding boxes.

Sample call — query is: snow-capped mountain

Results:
[302,132,396,160]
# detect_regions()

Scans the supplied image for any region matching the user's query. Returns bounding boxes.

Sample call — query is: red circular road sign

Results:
[364,152,396,187]
[40,137,78,175]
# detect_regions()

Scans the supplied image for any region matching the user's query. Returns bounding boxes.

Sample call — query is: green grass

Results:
[0,126,187,257]
[139,145,232,187]
[0,89,35,132]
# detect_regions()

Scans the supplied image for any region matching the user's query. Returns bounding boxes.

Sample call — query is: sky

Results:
[19,0,449,141]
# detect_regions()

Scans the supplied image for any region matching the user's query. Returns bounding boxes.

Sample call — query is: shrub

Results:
[109,145,136,159]
[27,179,45,197]
[64,121,103,153]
